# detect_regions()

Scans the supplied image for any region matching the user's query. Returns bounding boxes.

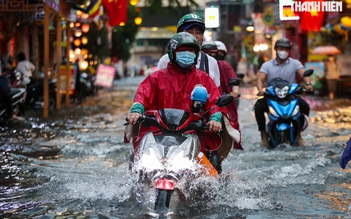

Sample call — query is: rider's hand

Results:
[208,121,222,133]
[257,90,264,96]
[128,112,142,125]
[305,84,313,92]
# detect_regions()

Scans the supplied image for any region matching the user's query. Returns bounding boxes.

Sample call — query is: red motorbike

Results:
[126,94,235,214]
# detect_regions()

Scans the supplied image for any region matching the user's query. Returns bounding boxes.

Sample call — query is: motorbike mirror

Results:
[236,73,245,79]
[303,69,314,77]
[228,78,241,86]
[216,94,234,107]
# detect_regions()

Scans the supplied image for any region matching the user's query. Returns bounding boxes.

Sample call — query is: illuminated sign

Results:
[205,7,219,28]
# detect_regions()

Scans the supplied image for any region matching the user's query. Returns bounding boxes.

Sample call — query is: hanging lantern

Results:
[81,24,90,33]
[81,36,88,45]
[74,30,82,37]
[130,0,138,6]
[74,38,81,47]
[134,17,142,25]
[81,49,89,55]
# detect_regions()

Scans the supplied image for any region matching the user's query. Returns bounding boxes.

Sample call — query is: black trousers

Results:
[254,96,310,131]
[0,76,13,118]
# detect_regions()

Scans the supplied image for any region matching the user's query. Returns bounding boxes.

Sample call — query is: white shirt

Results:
[156,52,221,87]
[16,60,35,85]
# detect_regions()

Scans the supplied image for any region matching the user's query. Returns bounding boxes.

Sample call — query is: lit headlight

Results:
[269,106,279,117]
[291,105,299,116]
[274,86,289,98]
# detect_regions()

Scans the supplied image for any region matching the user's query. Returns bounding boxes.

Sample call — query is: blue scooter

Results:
[264,69,313,147]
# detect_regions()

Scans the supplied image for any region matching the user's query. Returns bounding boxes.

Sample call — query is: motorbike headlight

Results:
[274,86,289,99]
[269,106,279,117]
[291,105,300,116]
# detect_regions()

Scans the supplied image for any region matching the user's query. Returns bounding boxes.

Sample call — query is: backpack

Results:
[199,51,209,74]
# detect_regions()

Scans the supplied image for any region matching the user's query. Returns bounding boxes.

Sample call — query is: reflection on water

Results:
[1,89,351,218]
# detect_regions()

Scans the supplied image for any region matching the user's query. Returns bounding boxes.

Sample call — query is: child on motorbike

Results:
[126,32,224,173]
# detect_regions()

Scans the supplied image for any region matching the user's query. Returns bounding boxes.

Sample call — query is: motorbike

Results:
[8,69,25,88]
[0,88,26,119]
[125,94,237,214]
[25,77,57,110]
[0,69,26,119]
[263,69,314,148]
[80,72,98,96]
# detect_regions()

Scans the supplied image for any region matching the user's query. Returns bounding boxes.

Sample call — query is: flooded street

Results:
[1,76,351,219]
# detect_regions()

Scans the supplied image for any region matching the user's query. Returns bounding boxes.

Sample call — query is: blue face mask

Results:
[175,51,196,68]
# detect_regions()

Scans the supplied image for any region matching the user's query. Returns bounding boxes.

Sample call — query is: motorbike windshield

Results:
[159,109,190,131]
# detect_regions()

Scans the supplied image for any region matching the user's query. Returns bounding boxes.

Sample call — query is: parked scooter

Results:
[0,88,26,119]
[25,77,57,110]
[80,72,98,96]
[126,94,235,214]
[263,69,314,147]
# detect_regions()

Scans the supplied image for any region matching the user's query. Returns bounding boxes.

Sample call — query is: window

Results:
[136,39,144,46]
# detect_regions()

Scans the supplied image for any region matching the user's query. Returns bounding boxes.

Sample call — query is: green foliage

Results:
[85,22,109,61]
[111,5,141,62]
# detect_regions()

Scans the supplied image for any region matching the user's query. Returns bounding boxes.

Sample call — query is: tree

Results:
[85,22,109,62]
[110,4,141,62]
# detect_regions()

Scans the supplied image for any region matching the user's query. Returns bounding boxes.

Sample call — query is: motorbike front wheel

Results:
[277,130,290,145]
[154,189,173,214]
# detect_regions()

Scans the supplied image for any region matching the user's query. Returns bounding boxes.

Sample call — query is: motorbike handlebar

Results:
[124,114,209,133]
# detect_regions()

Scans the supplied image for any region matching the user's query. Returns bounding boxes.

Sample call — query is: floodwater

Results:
[1,79,351,219]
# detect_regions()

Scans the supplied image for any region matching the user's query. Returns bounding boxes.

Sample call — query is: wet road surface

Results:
[1,76,351,219]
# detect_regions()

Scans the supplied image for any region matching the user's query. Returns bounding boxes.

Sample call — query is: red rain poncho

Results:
[131,62,222,153]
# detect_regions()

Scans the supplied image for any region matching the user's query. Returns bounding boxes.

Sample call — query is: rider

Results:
[0,56,22,121]
[255,37,313,147]
[156,14,221,88]
[127,32,224,173]
[201,41,243,150]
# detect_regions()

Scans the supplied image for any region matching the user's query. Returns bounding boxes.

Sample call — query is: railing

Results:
[0,0,43,12]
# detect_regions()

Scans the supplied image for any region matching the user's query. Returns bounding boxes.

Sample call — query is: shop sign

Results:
[60,65,76,95]
[263,12,275,25]
[96,64,115,88]
[205,7,219,28]
[305,62,325,89]
[337,55,351,76]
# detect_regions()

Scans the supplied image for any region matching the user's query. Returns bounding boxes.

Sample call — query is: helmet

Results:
[167,32,200,63]
[201,41,218,53]
[177,14,205,33]
[274,38,292,50]
[191,85,208,103]
[215,41,227,53]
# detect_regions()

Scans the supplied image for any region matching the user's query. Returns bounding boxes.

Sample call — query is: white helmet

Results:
[215,41,227,53]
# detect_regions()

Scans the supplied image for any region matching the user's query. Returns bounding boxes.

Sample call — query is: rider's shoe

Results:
[297,134,305,146]
[207,150,222,174]
[260,131,270,148]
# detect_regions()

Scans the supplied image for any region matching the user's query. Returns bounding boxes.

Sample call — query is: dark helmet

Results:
[274,38,292,50]
[201,41,218,53]
[177,14,205,33]
[167,32,200,63]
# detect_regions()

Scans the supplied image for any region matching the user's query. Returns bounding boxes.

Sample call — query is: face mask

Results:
[277,51,289,60]
[175,51,196,68]
[216,54,225,61]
